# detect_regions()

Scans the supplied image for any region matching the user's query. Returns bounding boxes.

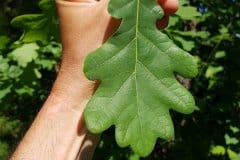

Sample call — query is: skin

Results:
[10,0,179,159]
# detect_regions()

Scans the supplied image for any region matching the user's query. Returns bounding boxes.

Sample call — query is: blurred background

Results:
[0,0,239,159]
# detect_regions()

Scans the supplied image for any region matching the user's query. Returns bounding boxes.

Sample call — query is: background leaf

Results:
[9,43,39,67]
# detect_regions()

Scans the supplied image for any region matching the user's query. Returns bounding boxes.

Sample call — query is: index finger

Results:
[157,0,179,16]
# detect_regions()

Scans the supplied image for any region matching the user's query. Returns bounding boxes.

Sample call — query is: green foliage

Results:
[0,0,239,159]
[0,141,9,160]
[11,0,59,44]
[210,145,226,156]
[84,0,197,156]
[0,0,60,158]
[9,43,39,67]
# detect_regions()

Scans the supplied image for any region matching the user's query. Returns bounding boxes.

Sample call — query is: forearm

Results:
[11,41,99,159]
[10,93,98,160]
[11,2,111,160]
[11,0,118,159]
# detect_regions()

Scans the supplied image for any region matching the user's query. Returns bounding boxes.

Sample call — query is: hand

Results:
[11,0,179,159]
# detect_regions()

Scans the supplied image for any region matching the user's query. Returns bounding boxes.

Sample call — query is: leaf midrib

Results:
[134,0,143,137]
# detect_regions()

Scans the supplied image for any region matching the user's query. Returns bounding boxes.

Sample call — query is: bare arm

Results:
[11,1,114,159]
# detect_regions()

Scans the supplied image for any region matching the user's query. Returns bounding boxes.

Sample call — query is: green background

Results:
[0,0,239,159]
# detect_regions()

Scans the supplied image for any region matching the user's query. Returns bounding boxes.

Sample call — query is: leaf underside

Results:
[84,0,198,157]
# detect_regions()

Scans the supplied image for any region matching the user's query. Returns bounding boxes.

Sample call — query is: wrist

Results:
[47,73,96,112]
[11,93,89,160]
[49,46,97,111]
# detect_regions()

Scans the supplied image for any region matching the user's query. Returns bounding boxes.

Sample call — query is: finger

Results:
[157,0,179,16]
[156,16,169,29]
[157,0,179,29]
[66,0,98,2]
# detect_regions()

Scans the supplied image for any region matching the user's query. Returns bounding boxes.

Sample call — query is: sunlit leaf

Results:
[9,43,39,67]
[84,0,198,156]
[225,134,239,145]
[210,145,226,155]
[176,6,201,20]
[227,148,238,160]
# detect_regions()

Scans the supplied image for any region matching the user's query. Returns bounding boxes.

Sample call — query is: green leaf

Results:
[0,141,9,160]
[15,85,35,96]
[225,134,239,145]
[36,59,55,70]
[230,126,240,134]
[0,116,22,137]
[9,43,39,67]
[84,0,198,157]
[7,66,23,79]
[172,31,210,39]
[176,6,201,20]
[10,0,59,43]
[0,55,9,75]
[227,148,238,160]
[179,0,188,6]
[168,16,179,27]
[219,25,229,34]
[39,0,57,14]
[22,28,50,43]
[0,85,12,100]
[215,51,226,59]
[129,153,140,160]
[11,14,51,43]
[0,36,10,50]
[208,33,232,44]
[205,66,223,78]
[11,14,47,30]
[210,145,226,155]
[174,35,195,51]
